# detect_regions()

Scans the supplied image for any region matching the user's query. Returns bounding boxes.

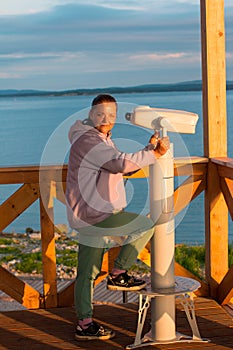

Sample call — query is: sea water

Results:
[0,91,232,244]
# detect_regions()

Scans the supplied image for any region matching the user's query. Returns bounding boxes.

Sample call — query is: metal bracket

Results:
[134,294,151,346]
[179,293,202,341]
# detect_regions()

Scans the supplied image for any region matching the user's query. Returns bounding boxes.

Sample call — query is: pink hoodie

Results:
[66,120,156,229]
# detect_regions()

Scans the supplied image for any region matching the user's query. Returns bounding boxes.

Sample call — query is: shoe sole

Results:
[75,332,115,341]
[107,282,147,291]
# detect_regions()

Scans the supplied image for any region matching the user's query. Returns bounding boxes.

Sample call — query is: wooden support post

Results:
[0,183,39,231]
[200,0,228,298]
[218,264,233,304]
[40,180,58,308]
[174,174,206,215]
[0,266,42,309]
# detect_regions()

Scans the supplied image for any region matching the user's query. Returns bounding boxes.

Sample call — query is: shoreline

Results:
[1,80,232,98]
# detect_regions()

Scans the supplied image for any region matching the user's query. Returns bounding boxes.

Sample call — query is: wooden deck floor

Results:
[0,297,233,350]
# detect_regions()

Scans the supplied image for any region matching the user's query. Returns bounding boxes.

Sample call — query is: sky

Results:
[0,0,232,91]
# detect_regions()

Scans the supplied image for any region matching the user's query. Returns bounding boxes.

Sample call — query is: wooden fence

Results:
[0,156,232,308]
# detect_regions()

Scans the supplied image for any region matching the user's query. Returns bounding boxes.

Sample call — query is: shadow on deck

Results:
[0,297,233,350]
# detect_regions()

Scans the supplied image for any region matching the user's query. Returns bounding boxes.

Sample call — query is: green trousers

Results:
[74,211,154,320]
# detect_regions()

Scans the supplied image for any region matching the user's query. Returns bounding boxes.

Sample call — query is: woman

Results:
[66,94,170,340]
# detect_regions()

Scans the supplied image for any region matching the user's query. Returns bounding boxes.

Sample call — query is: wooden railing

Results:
[0,156,232,308]
[211,157,233,304]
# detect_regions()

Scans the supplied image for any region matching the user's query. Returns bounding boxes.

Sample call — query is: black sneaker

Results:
[107,272,147,291]
[75,321,115,341]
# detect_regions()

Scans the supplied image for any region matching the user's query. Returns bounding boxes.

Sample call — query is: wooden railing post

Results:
[40,179,58,308]
[200,0,228,298]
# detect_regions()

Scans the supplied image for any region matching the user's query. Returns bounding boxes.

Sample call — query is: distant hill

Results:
[0,80,232,97]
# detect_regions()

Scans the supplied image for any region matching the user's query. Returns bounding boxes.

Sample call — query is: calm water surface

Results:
[0,91,232,244]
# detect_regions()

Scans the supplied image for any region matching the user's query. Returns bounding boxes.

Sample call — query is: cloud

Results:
[0,51,85,61]
[0,2,201,57]
[0,0,77,15]
[0,0,205,17]
[0,0,148,16]
[129,52,188,61]
[0,0,232,17]
[127,52,201,71]
[0,72,22,79]
[0,0,50,15]
[0,0,231,90]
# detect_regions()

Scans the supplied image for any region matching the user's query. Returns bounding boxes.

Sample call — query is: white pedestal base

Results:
[125,277,210,349]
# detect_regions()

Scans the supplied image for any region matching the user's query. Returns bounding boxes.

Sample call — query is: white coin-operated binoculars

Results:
[125,106,208,348]
[125,106,199,134]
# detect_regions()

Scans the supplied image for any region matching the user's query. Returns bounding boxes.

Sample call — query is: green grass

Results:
[15,252,43,274]
[1,238,233,279]
[129,245,207,279]
[129,260,150,275]
[0,238,13,245]
[56,248,78,267]
[63,240,79,247]
[228,244,233,266]
[175,245,205,279]
[1,254,17,262]
[0,246,21,254]
[175,243,233,280]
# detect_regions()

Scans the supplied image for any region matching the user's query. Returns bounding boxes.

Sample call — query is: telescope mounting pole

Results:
[149,126,176,341]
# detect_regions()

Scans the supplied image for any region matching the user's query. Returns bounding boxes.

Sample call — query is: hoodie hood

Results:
[68,119,94,144]
[69,119,112,145]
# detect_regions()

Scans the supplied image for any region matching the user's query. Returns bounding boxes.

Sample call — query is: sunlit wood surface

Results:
[0,298,232,350]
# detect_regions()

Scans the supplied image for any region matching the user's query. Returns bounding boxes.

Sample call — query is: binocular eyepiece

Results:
[125,112,133,121]
[125,106,199,134]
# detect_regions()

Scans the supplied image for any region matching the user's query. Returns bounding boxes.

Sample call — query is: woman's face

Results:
[89,102,117,135]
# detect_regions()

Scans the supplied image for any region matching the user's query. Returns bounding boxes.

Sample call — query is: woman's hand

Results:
[149,134,170,158]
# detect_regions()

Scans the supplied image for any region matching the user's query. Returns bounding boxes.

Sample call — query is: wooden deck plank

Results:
[0,298,232,350]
